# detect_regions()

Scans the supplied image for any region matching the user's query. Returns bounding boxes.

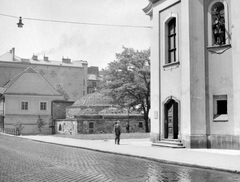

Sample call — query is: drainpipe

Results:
[1,95,5,131]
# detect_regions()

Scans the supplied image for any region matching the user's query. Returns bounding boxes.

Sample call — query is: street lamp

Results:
[17,17,24,28]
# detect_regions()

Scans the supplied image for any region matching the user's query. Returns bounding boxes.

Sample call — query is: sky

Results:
[0,0,151,69]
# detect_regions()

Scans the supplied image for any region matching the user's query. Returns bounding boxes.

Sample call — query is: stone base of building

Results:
[181,135,208,148]
[181,134,240,150]
[151,133,240,150]
[207,135,240,150]
[150,132,160,143]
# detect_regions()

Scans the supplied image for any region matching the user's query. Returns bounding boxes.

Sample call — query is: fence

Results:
[1,128,19,136]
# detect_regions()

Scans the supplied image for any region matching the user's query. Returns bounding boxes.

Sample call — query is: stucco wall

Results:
[208,50,233,134]
[148,0,240,149]
[4,95,62,115]
[4,95,63,135]
[231,0,240,135]
[159,2,182,139]
[0,62,87,101]
[205,0,233,135]
[4,115,52,135]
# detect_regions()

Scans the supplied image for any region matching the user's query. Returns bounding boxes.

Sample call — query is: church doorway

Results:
[164,99,179,139]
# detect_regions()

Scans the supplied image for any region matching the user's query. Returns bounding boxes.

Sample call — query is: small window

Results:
[89,122,94,134]
[89,122,94,129]
[217,100,227,114]
[40,102,47,111]
[213,95,228,121]
[21,101,28,110]
[139,122,143,128]
[92,82,96,87]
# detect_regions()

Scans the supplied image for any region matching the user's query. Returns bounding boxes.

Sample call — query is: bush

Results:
[37,115,46,134]
[14,121,24,135]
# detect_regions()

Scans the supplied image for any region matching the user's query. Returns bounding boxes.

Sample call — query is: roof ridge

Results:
[23,66,38,74]
[3,67,38,91]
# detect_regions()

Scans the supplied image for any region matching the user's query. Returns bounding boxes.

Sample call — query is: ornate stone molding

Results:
[207,44,231,54]
[142,1,153,18]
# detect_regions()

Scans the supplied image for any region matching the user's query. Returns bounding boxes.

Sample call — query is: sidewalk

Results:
[20,135,240,173]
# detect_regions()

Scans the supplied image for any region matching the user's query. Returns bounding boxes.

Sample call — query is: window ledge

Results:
[163,61,180,70]
[213,114,228,122]
[207,44,231,54]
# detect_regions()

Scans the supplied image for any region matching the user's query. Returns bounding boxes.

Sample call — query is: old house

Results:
[0,67,64,134]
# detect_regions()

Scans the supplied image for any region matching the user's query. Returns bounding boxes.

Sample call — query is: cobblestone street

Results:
[0,134,240,182]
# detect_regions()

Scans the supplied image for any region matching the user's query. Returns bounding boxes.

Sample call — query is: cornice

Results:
[143,1,153,18]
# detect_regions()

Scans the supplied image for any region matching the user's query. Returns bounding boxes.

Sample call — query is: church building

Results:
[143,0,240,149]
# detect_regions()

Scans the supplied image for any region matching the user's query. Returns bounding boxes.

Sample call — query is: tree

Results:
[101,47,150,132]
[55,83,70,100]
[37,115,46,134]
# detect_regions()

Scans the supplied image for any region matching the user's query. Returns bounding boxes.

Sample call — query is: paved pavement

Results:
[18,134,240,174]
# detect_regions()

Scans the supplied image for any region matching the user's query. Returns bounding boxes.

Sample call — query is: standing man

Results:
[114,120,122,145]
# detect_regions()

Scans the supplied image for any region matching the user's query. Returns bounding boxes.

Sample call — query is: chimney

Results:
[12,47,15,61]
[62,57,71,63]
[32,54,38,61]
[44,55,49,62]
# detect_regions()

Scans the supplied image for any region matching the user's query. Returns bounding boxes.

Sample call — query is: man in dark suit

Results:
[114,121,122,145]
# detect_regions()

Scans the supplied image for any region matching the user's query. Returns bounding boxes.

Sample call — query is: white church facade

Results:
[143,0,240,149]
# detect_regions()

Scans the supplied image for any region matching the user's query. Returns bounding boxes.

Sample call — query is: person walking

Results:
[114,120,122,145]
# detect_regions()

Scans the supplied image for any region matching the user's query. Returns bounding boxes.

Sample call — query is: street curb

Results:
[20,136,240,175]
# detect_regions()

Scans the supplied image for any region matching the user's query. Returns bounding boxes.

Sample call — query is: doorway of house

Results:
[164,99,178,139]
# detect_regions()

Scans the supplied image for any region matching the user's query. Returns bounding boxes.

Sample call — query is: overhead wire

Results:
[0,13,152,29]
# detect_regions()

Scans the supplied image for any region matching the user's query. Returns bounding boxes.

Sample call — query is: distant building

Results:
[0,67,64,134]
[87,66,102,94]
[143,0,240,149]
[0,48,88,101]
[55,92,146,134]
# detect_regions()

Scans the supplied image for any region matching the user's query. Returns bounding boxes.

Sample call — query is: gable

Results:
[5,72,61,96]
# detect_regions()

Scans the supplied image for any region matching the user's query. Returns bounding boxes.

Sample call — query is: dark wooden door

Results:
[167,104,173,139]
[165,100,178,139]
[173,101,178,139]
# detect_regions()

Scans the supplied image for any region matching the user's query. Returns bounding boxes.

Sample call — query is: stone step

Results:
[152,139,185,148]
[152,142,185,148]
[157,140,183,146]
[161,138,181,142]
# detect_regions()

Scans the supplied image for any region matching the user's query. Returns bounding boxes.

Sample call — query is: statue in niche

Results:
[212,7,225,45]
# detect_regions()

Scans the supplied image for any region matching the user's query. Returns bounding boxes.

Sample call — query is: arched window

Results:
[162,13,179,67]
[168,18,176,63]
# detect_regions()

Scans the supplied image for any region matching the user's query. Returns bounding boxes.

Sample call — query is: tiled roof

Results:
[78,108,98,115]
[0,52,21,62]
[0,51,87,68]
[71,92,113,107]
[98,107,127,115]
[29,58,85,67]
